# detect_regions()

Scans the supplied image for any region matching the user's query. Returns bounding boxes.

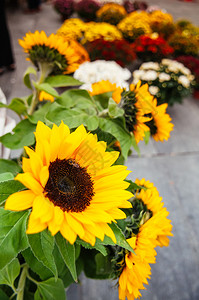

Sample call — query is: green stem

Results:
[27,62,53,115]
[16,265,28,300]
[98,108,109,118]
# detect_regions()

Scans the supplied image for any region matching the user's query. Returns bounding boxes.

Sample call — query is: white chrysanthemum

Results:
[149,85,159,95]
[178,75,190,88]
[140,62,159,71]
[0,88,16,159]
[133,70,145,79]
[74,60,131,88]
[159,72,171,82]
[141,70,158,81]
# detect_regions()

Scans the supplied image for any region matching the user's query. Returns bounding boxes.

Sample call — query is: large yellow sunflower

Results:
[89,80,123,104]
[145,98,174,142]
[19,30,89,74]
[118,220,157,300]
[5,121,132,246]
[135,178,173,247]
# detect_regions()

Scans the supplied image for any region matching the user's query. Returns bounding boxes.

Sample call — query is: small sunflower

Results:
[89,80,123,104]
[19,30,89,74]
[144,98,174,142]
[39,91,54,102]
[135,178,173,247]
[120,81,153,143]
[5,121,132,246]
[118,220,157,300]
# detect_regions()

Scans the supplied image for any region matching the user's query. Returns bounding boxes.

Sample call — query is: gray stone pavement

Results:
[1,1,199,299]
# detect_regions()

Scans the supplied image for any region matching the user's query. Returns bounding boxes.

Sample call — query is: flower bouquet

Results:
[132,59,195,106]
[132,34,174,62]
[0,29,173,300]
[84,38,136,67]
[96,3,127,25]
[53,0,74,20]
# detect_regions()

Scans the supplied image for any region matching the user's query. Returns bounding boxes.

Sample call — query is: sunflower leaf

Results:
[0,258,20,287]
[34,83,59,98]
[0,180,25,205]
[45,75,82,87]
[28,102,52,124]
[0,289,9,300]
[22,248,53,281]
[99,118,132,160]
[108,99,124,118]
[23,66,37,89]
[0,159,22,175]
[34,278,66,300]
[0,98,27,115]
[0,173,14,183]
[85,115,99,131]
[106,222,135,253]
[0,209,30,270]
[55,233,77,282]
[0,119,36,149]
[28,230,58,279]
[76,238,107,256]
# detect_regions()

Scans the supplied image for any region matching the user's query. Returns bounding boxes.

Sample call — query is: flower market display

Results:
[0,15,174,299]
[53,0,74,20]
[96,3,127,25]
[132,60,195,105]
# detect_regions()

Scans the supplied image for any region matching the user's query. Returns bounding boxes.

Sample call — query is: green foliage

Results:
[34,83,59,98]
[0,180,25,205]
[0,173,14,182]
[0,98,27,116]
[28,230,58,278]
[0,159,22,175]
[34,278,66,300]
[55,233,77,282]
[28,102,52,124]
[0,119,36,149]
[45,75,82,87]
[0,209,29,269]
[0,258,20,287]
[24,66,37,90]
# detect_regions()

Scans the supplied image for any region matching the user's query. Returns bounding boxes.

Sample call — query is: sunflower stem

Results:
[16,265,28,300]
[98,108,109,117]
[28,62,53,115]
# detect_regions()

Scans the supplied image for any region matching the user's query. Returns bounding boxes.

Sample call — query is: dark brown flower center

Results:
[44,158,94,212]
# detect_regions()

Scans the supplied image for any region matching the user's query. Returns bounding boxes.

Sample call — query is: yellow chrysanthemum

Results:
[39,91,54,102]
[19,30,89,74]
[117,11,151,41]
[145,98,174,142]
[57,18,86,41]
[96,3,127,25]
[89,80,123,104]
[118,220,157,300]
[82,22,122,44]
[135,178,173,247]
[5,121,132,246]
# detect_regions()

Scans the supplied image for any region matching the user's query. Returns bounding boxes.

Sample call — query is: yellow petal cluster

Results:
[5,121,132,246]
[57,18,86,41]
[89,80,123,104]
[39,91,54,102]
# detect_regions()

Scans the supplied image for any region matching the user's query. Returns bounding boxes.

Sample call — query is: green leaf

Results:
[144,130,150,145]
[57,89,94,109]
[0,180,25,205]
[0,98,27,115]
[24,66,37,89]
[0,289,9,300]
[108,99,124,118]
[28,230,57,278]
[34,83,59,98]
[0,159,22,175]
[85,115,99,131]
[0,258,20,287]
[76,238,107,256]
[0,209,29,269]
[0,173,14,183]
[0,119,36,149]
[34,278,66,300]
[93,92,112,109]
[99,118,132,160]
[55,233,77,282]
[125,179,146,193]
[107,222,134,253]
[45,75,82,87]
[22,248,53,281]
[46,107,87,128]
[28,102,51,124]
